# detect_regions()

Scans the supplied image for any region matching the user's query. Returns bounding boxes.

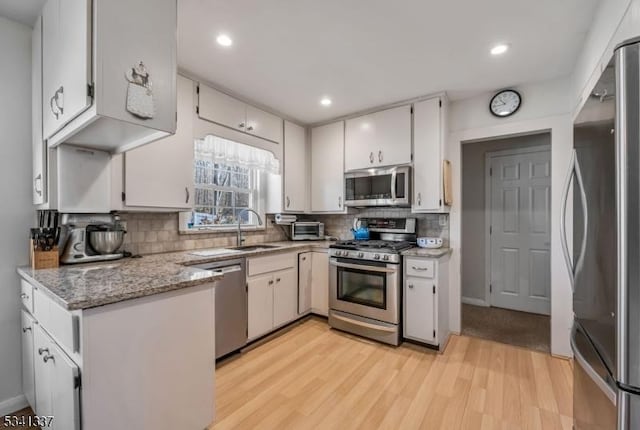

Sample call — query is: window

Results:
[181,135,280,231]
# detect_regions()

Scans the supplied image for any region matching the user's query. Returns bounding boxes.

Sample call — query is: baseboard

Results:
[0,394,27,416]
[461,297,489,307]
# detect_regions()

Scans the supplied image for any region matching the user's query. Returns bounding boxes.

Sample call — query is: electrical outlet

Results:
[438,215,447,227]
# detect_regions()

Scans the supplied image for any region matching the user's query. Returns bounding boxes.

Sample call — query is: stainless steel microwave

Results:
[344,166,411,207]
[291,222,325,240]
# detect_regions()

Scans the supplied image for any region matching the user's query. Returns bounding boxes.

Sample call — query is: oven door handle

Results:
[391,169,397,201]
[330,260,396,273]
[331,313,396,333]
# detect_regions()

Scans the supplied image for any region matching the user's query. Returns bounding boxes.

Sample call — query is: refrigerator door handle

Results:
[574,155,589,278]
[560,150,576,289]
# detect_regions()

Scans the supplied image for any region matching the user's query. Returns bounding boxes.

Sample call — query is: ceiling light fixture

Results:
[216,34,233,47]
[320,97,332,107]
[490,43,509,56]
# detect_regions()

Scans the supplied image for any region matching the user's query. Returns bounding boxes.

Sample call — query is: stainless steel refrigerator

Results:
[564,37,640,429]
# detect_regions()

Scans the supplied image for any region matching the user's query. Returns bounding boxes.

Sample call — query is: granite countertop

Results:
[401,247,452,258]
[17,240,335,311]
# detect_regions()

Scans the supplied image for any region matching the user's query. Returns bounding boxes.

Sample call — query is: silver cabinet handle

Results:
[38,347,49,356]
[34,174,42,196]
[338,196,342,208]
[43,354,54,363]
[408,284,414,289]
[369,152,374,163]
[21,293,29,299]
[417,192,422,206]
[378,150,383,162]
[246,125,254,131]
[301,257,306,261]
[411,266,429,271]
[22,327,32,333]
[185,187,190,204]
[238,122,245,129]
[53,86,64,117]
[276,278,281,282]
[286,196,290,208]
[50,94,60,119]
[268,280,274,285]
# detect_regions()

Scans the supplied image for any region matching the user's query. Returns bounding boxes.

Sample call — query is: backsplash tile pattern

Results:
[118,209,449,256]
[119,213,287,255]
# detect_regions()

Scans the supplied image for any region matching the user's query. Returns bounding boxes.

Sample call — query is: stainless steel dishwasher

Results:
[193,258,247,359]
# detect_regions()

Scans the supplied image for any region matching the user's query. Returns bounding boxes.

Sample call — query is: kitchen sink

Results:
[228,244,281,252]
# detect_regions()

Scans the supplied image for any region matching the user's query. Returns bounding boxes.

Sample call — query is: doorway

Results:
[461,132,551,352]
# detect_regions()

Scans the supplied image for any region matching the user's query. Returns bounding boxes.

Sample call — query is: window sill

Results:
[179,225,266,235]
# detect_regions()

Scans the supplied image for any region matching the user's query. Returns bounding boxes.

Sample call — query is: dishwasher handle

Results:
[208,265,242,275]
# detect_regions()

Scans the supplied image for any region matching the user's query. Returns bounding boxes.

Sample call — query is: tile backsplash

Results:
[119,212,287,255]
[118,208,449,256]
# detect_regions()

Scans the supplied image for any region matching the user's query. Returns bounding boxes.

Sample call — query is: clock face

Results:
[490,90,521,117]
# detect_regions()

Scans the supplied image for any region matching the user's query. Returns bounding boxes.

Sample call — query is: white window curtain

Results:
[195,135,280,174]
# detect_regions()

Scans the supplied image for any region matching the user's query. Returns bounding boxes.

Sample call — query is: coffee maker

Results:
[59,214,126,264]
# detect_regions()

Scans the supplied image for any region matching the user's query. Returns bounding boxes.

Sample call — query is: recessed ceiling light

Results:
[320,97,332,107]
[216,34,233,47]
[490,44,509,56]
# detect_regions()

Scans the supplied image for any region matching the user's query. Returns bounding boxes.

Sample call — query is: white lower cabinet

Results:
[21,311,36,411]
[310,251,329,316]
[298,252,313,315]
[403,255,450,349]
[247,253,299,340]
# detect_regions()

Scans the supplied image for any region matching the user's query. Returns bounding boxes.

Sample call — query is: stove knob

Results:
[335,250,342,256]
[374,254,381,260]
[343,251,349,257]
[383,255,389,261]
[358,252,364,258]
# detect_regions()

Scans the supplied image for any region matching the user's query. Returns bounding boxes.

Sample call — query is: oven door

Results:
[344,166,410,207]
[329,257,400,324]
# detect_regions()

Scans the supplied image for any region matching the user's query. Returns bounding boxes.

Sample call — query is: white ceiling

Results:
[0,0,45,26]
[179,0,599,124]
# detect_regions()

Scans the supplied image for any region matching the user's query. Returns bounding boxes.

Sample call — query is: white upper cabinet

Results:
[123,75,195,209]
[283,121,307,212]
[198,84,283,144]
[413,96,447,212]
[345,105,411,171]
[32,16,46,206]
[41,0,177,153]
[311,121,346,212]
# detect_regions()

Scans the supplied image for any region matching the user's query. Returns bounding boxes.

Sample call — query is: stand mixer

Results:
[59,214,126,264]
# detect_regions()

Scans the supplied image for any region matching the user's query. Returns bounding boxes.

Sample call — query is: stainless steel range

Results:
[328,218,416,345]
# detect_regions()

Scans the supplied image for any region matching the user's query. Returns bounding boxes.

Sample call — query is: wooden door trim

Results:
[484,144,551,307]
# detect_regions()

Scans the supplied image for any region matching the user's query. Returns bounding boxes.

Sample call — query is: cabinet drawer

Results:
[405,258,435,279]
[21,279,34,313]
[248,252,297,277]
[33,288,80,355]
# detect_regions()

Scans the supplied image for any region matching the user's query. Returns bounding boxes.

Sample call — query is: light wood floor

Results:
[210,318,573,430]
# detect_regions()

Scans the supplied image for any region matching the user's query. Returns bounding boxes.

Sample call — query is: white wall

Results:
[448,78,574,357]
[0,16,33,414]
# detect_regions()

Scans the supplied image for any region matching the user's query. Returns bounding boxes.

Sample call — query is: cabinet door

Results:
[32,16,46,205]
[404,277,436,343]
[345,105,411,171]
[298,252,313,314]
[42,0,61,139]
[198,85,247,132]
[311,252,329,316]
[248,273,274,340]
[273,268,298,327]
[311,122,345,212]
[283,121,307,212]
[413,97,442,211]
[124,75,194,208]
[21,311,36,410]
[33,325,52,417]
[246,105,283,144]
[49,341,80,430]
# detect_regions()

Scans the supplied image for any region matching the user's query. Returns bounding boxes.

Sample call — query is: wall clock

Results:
[489,89,522,117]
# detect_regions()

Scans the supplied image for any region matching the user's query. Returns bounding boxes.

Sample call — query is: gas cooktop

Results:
[330,240,413,253]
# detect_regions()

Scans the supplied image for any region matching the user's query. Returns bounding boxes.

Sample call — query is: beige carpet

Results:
[461,304,550,353]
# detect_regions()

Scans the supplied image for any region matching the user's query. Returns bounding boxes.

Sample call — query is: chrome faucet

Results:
[237,208,263,246]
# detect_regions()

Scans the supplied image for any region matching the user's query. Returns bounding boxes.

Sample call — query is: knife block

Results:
[30,239,59,270]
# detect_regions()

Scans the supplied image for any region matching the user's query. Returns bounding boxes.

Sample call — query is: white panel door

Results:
[248,273,274,339]
[311,251,329,316]
[298,252,312,314]
[56,0,92,128]
[413,97,442,211]
[283,121,307,212]
[124,75,194,208]
[311,121,345,212]
[490,148,551,315]
[404,277,435,343]
[49,341,80,430]
[21,311,36,410]
[33,325,52,417]
[273,268,298,327]
[198,85,247,132]
[345,105,411,171]
[246,105,283,144]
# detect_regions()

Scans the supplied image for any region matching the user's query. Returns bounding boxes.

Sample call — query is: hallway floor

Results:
[462,304,551,353]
